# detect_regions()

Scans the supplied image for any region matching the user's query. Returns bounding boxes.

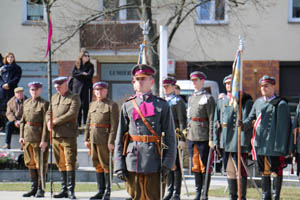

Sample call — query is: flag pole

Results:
[45,2,53,197]
[237,37,244,200]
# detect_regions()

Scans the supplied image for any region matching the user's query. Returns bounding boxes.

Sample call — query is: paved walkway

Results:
[1,178,230,200]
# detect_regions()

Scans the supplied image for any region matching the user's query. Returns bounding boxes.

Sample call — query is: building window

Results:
[22,0,45,24]
[289,0,300,22]
[196,0,228,24]
[99,0,140,21]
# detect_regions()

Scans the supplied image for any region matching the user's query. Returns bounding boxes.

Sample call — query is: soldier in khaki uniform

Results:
[84,82,119,200]
[19,82,49,198]
[187,71,215,200]
[46,77,81,199]
[163,77,187,200]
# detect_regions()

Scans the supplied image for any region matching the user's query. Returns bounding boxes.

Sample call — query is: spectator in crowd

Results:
[2,87,26,149]
[70,49,94,127]
[0,52,22,130]
[0,53,3,66]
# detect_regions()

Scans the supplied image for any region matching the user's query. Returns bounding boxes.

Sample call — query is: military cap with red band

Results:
[259,75,276,85]
[190,71,207,80]
[93,82,108,89]
[223,74,232,85]
[163,76,177,85]
[28,81,43,89]
[53,77,68,87]
[131,64,156,77]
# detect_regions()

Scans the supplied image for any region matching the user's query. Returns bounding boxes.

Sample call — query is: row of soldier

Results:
[13,62,296,200]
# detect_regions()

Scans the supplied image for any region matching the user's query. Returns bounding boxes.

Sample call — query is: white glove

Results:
[209,140,214,149]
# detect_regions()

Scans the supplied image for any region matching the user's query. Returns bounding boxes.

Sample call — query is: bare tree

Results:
[44,0,274,94]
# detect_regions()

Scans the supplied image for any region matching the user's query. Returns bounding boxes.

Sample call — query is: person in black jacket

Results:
[0,53,3,66]
[0,52,22,130]
[70,49,94,127]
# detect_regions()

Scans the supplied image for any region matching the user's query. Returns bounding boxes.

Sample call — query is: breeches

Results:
[24,142,49,170]
[223,152,248,178]
[188,140,213,173]
[257,155,285,176]
[53,137,77,171]
[126,172,166,200]
[91,143,110,173]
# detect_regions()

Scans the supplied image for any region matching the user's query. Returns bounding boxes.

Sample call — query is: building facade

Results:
[1,0,300,102]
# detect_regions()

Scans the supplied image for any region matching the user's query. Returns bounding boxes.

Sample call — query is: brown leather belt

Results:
[26,121,42,127]
[90,123,111,128]
[191,117,208,122]
[129,135,161,143]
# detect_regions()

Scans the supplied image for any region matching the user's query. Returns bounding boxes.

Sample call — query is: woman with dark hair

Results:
[70,49,94,127]
[0,52,22,129]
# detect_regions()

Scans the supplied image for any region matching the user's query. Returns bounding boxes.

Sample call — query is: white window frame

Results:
[288,0,300,23]
[22,0,46,25]
[196,0,228,25]
[98,0,141,23]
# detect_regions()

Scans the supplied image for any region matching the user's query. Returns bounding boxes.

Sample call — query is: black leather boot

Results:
[241,177,247,200]
[54,171,68,198]
[172,170,182,200]
[23,169,38,197]
[194,173,203,200]
[67,171,76,199]
[200,173,211,200]
[90,172,105,199]
[103,173,111,200]
[36,169,45,198]
[227,179,237,200]
[261,176,271,200]
[164,171,174,200]
[272,176,282,200]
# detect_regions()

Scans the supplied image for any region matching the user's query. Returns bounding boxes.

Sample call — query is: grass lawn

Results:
[206,186,300,200]
[0,182,125,192]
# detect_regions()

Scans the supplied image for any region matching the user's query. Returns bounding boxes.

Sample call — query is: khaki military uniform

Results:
[84,98,119,173]
[20,97,49,170]
[47,91,80,171]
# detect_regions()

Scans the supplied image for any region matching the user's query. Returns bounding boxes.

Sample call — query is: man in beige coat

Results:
[46,77,80,199]
[3,87,26,149]
[84,82,119,200]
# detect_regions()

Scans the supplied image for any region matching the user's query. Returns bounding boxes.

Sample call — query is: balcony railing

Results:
[80,22,143,51]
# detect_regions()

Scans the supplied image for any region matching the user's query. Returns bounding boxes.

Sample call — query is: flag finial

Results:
[239,35,244,52]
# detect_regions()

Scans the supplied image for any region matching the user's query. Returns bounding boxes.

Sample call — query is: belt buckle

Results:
[143,135,149,143]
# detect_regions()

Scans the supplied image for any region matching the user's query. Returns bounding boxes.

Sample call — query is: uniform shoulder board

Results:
[125,95,137,102]
[270,96,288,106]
